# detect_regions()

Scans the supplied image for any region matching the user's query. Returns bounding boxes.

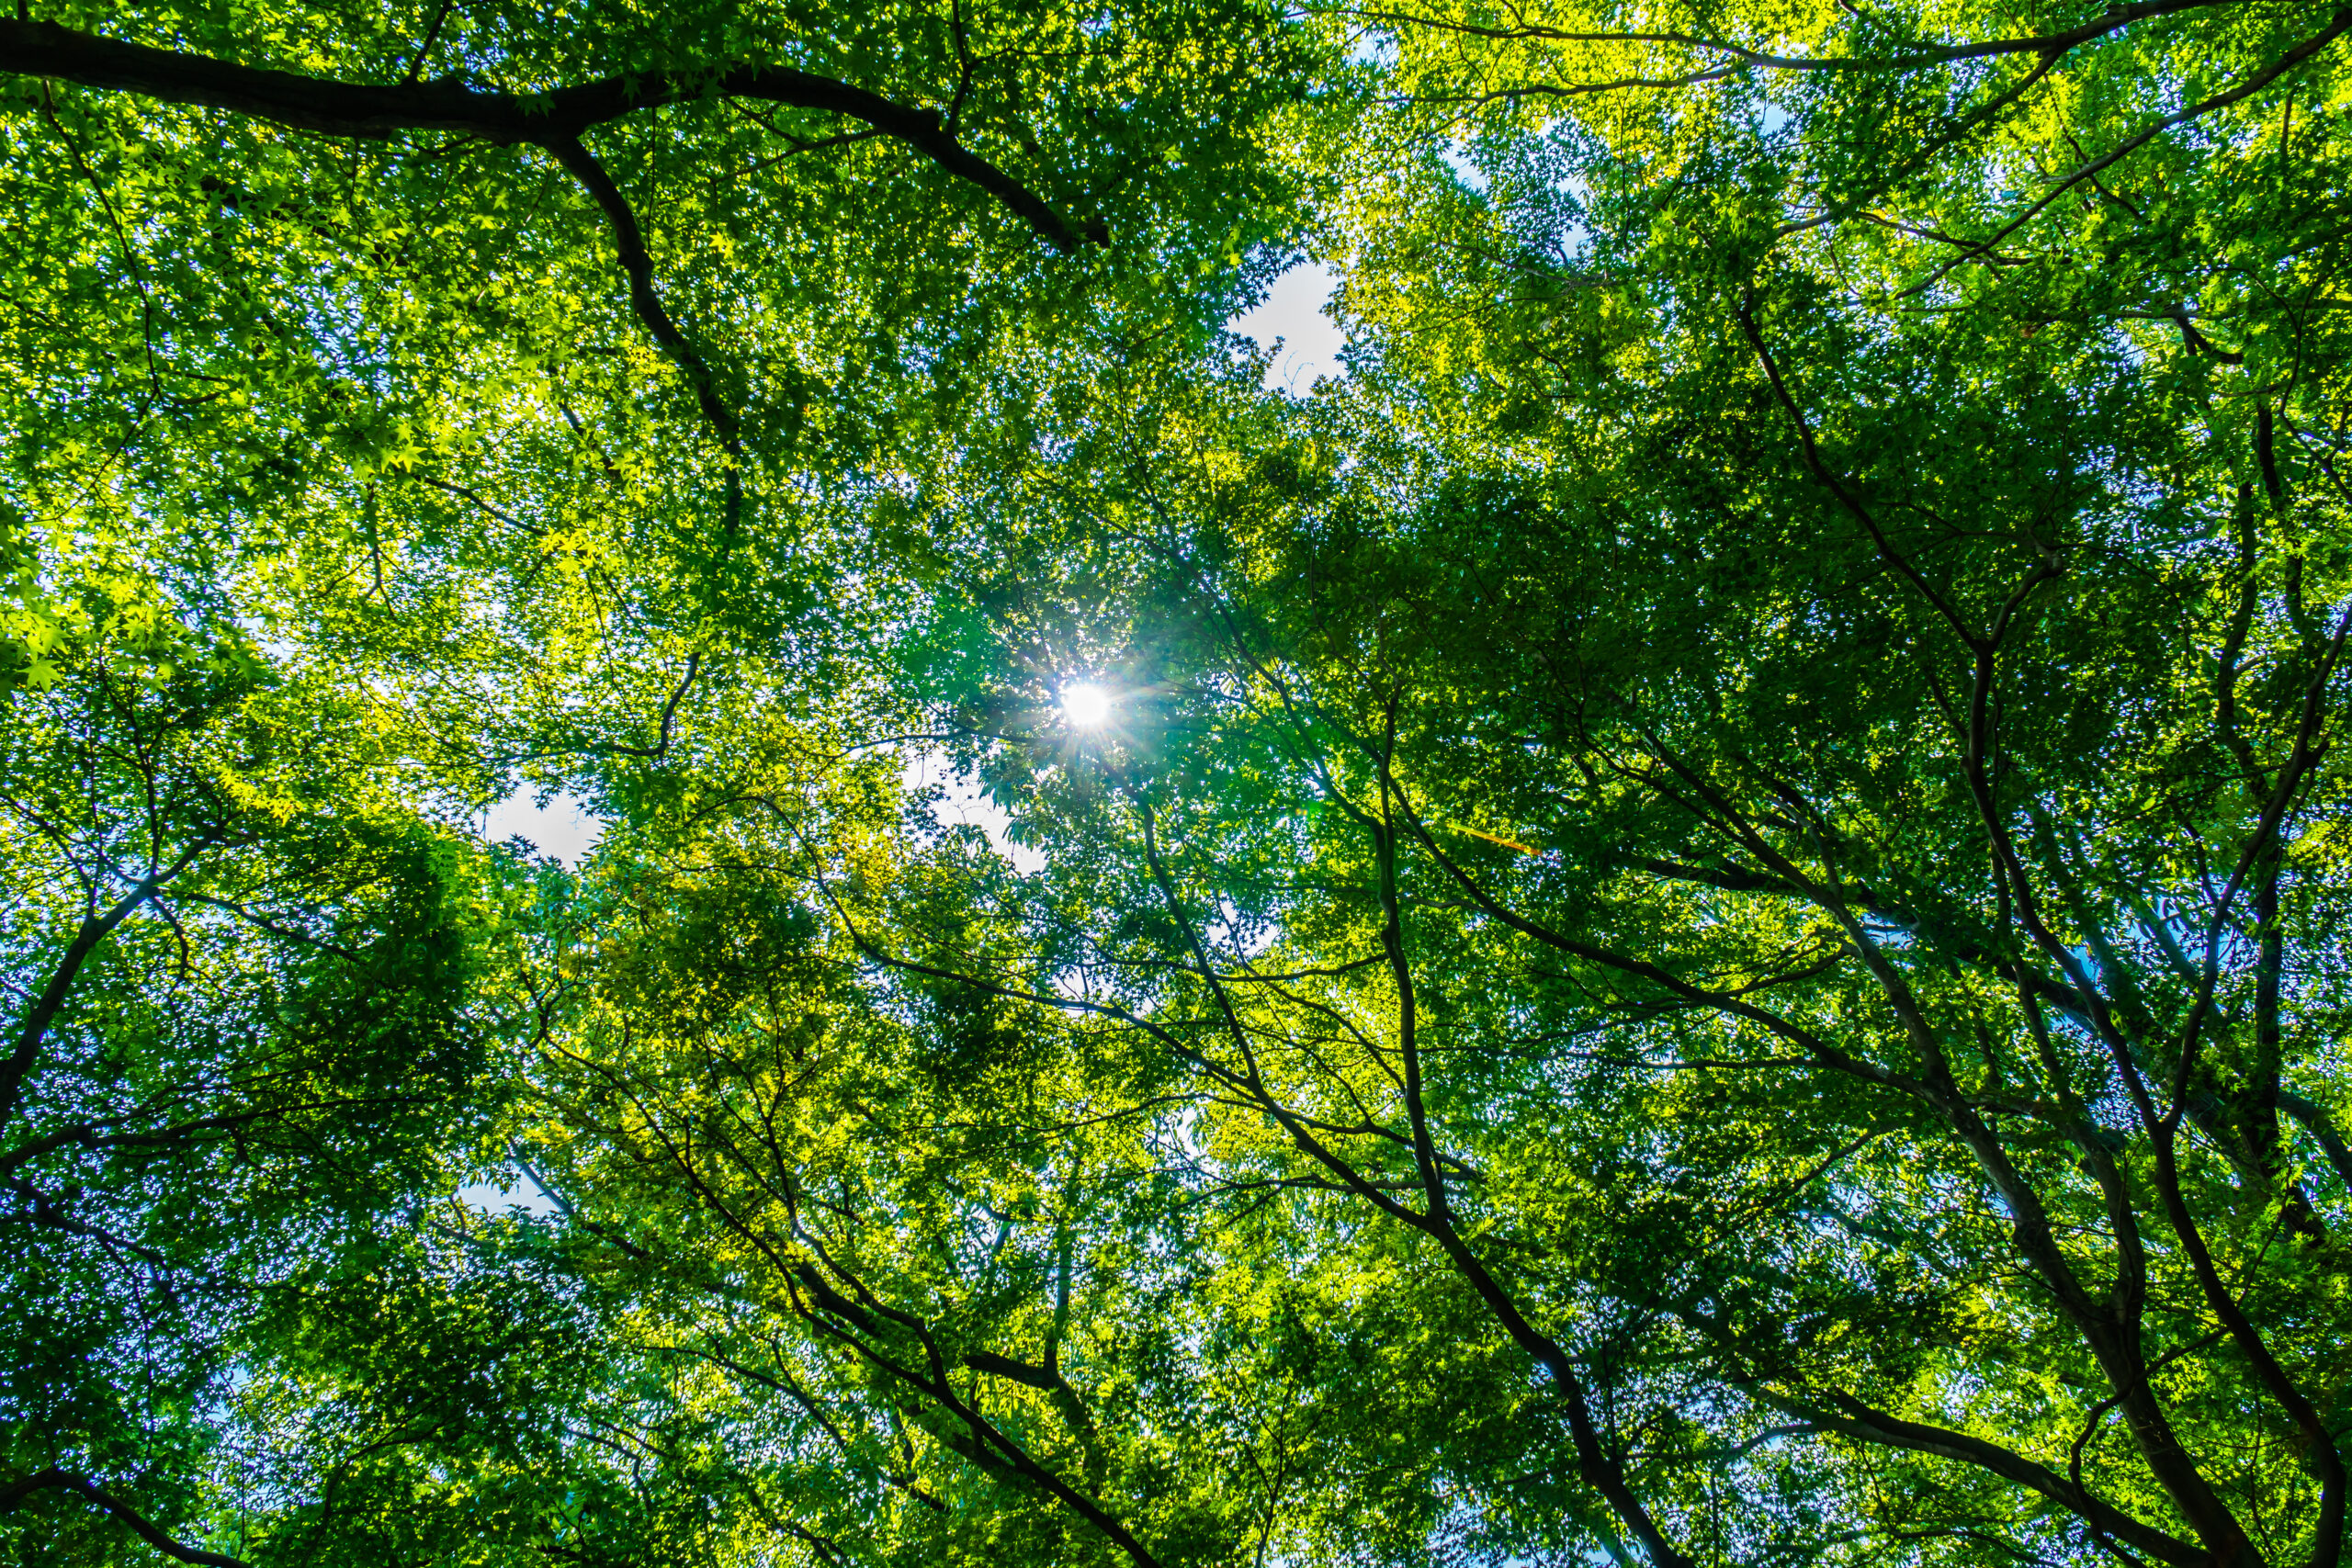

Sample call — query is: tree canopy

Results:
[5,1,2352,1564]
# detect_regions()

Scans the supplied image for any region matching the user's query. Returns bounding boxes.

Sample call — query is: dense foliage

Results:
[5,0,2351,1563]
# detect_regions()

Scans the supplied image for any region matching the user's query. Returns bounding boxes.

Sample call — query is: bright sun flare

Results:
[1060,682,1113,729]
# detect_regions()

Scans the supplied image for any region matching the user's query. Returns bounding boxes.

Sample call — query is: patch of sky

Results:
[1858,913,1916,949]
[456,1160,559,1217]
[1169,1105,1206,1163]
[1226,262,1348,394]
[1346,28,1399,69]
[1441,140,1490,196]
[482,787,604,867]
[1206,896,1278,961]
[902,743,1045,874]
[232,615,300,666]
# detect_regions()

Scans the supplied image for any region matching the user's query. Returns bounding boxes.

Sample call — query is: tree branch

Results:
[1347,0,2243,73]
[1745,1391,2205,1567]
[0,1470,251,1567]
[542,137,736,442]
[0,840,212,1132]
[1,18,1095,252]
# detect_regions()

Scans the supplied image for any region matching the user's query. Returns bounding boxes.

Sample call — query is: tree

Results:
[3,1,1320,1553]
[0,581,530,1562]
[861,0,2352,1553]
[6,0,2351,1563]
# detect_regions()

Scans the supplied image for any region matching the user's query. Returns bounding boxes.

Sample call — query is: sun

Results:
[1060,682,1114,729]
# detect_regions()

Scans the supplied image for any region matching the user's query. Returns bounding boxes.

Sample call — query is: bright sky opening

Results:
[1061,682,1114,729]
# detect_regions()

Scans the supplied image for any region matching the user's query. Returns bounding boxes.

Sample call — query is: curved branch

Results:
[1895,7,2352,296]
[1122,787,1696,1568]
[0,840,213,1132]
[0,17,1095,252]
[1738,299,1981,646]
[2280,1090,2352,1189]
[776,1245,1167,1568]
[1724,1388,2206,1566]
[1347,0,2245,73]
[0,1470,250,1567]
[544,138,736,441]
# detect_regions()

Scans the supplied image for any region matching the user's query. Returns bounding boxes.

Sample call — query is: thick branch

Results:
[0,17,1094,253]
[1350,0,2242,73]
[0,1470,251,1568]
[1744,1391,2205,1567]
[0,851,206,1131]
[542,140,736,442]
[2280,1090,2352,1189]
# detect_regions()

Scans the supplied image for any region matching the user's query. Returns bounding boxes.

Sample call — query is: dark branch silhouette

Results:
[0,18,1095,253]
[0,1470,251,1568]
